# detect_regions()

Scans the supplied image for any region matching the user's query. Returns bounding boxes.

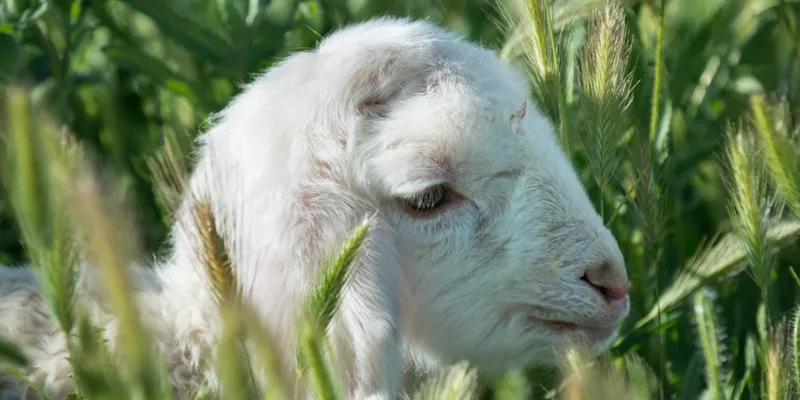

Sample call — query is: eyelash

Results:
[399,184,454,216]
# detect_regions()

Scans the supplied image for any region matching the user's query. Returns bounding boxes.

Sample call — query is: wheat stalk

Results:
[189,197,239,306]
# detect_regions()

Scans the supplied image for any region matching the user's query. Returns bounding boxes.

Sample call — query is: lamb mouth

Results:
[524,314,618,341]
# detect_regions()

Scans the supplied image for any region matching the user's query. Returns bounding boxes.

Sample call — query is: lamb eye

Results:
[402,185,453,214]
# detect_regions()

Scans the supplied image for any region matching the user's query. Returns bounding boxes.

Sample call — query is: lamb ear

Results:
[335,49,430,157]
[341,49,430,120]
[351,56,401,118]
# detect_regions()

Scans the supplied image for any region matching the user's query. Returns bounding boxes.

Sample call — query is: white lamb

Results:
[0,17,630,400]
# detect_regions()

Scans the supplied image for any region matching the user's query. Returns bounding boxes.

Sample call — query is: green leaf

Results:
[117,0,232,63]
[69,0,84,25]
[629,219,800,333]
[732,76,764,95]
[0,31,22,81]
[102,44,206,110]
[0,337,27,367]
[15,0,48,26]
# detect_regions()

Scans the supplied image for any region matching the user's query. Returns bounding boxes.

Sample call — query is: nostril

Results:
[581,262,629,302]
[599,281,629,301]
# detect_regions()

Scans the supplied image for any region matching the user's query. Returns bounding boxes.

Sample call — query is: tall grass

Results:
[1,0,800,398]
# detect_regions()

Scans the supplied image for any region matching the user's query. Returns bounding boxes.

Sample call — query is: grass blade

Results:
[65,145,172,400]
[554,349,655,400]
[490,369,532,400]
[628,219,800,333]
[239,304,290,400]
[0,337,27,368]
[295,217,372,396]
[575,1,634,217]
[793,307,800,397]
[190,197,238,306]
[297,318,343,400]
[215,304,261,400]
[303,216,372,331]
[412,361,479,400]
[693,290,725,400]
[146,127,194,223]
[749,95,800,218]
[723,123,778,315]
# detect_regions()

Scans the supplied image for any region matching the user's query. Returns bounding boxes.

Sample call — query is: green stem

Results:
[648,0,665,148]
[543,0,570,153]
[793,307,800,397]
[693,291,724,400]
[649,1,667,398]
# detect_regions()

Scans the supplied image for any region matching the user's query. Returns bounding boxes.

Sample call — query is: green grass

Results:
[1,0,800,398]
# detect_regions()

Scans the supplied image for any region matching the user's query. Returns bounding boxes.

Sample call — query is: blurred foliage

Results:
[0,0,515,262]
[1,0,800,398]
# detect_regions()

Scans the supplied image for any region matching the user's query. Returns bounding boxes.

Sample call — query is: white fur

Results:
[0,17,630,399]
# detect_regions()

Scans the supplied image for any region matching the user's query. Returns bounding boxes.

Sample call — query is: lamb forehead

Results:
[364,90,539,198]
[324,19,551,194]
[317,16,531,109]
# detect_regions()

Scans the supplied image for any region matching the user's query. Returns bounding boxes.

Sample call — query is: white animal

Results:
[0,17,630,400]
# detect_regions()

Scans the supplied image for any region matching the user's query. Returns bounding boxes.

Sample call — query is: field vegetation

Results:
[1,0,800,399]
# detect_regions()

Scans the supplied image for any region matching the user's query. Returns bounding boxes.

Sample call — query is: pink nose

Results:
[582,261,629,302]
